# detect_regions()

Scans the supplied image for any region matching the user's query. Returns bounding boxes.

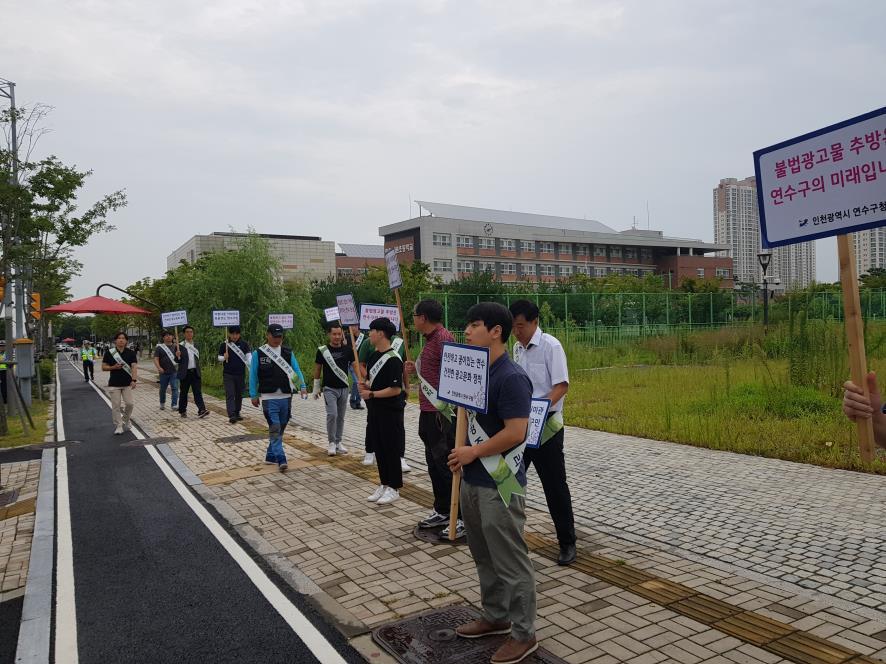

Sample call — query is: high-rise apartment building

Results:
[853,228,886,276]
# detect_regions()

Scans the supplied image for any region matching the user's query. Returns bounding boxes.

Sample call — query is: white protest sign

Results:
[359,304,400,331]
[161,310,188,328]
[437,342,489,414]
[385,248,403,290]
[754,106,886,247]
[212,310,240,327]
[336,294,359,326]
[324,306,340,322]
[268,313,294,329]
[524,399,551,449]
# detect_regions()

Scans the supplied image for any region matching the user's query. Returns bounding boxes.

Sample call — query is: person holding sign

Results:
[153,330,179,411]
[250,323,307,472]
[510,300,576,566]
[842,372,886,447]
[346,324,364,410]
[218,325,252,424]
[359,317,406,505]
[313,322,352,456]
[403,299,463,538]
[81,340,96,382]
[176,325,210,419]
[447,303,537,663]
[102,331,139,435]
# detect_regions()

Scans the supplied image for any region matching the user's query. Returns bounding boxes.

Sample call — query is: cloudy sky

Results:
[5,0,886,297]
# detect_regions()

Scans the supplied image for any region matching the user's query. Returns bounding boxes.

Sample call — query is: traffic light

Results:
[30,292,41,320]
[0,277,5,303]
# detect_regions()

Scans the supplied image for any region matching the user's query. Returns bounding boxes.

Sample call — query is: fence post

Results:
[444,293,449,329]
[591,293,596,331]
[666,291,670,327]
[564,294,569,343]
[642,293,647,330]
[618,293,623,327]
[709,292,713,327]
[688,293,693,327]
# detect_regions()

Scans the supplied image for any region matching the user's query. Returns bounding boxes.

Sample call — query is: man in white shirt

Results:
[509,299,576,565]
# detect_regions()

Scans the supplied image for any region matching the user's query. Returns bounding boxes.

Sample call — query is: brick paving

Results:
[0,459,40,599]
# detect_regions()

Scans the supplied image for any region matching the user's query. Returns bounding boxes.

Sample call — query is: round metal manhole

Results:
[412,525,468,547]
[427,628,457,643]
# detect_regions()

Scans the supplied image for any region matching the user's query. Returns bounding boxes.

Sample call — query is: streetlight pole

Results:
[757,251,772,332]
[0,78,18,429]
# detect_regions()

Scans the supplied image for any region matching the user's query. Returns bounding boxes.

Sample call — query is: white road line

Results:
[56,357,66,440]
[80,363,348,663]
[54,448,78,664]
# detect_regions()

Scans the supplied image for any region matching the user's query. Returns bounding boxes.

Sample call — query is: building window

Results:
[500,239,515,252]
[696,268,706,278]
[433,259,452,272]
[521,264,536,276]
[458,261,474,273]
[716,268,730,278]
[540,264,556,276]
[337,268,353,276]
[576,264,589,275]
[478,237,495,250]
[480,261,496,273]
[456,235,474,248]
[559,265,573,277]
[521,240,535,253]
[594,267,606,277]
[610,246,622,258]
[624,247,637,260]
[558,243,572,256]
[640,247,653,260]
[540,242,554,254]
[575,245,589,257]
[502,263,516,275]
[432,233,452,247]
[593,245,607,257]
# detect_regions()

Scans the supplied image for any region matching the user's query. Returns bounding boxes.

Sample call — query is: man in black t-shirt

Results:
[313,322,352,456]
[102,331,139,435]
[217,325,252,424]
[359,317,405,506]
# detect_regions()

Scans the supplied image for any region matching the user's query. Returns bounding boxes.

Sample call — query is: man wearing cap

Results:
[218,325,252,424]
[81,340,96,382]
[313,322,351,456]
[250,323,307,472]
[153,330,179,411]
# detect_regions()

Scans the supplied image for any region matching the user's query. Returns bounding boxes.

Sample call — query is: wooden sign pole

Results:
[349,328,365,382]
[838,233,876,463]
[393,288,412,363]
[448,407,468,541]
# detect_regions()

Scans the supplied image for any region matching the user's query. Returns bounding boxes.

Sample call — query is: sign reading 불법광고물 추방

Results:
[212,310,240,327]
[437,342,490,414]
[335,294,359,326]
[268,313,294,329]
[754,105,886,248]
[384,249,403,290]
[359,304,400,331]
[161,310,188,328]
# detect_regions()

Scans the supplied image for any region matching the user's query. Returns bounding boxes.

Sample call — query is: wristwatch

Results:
[368,391,374,399]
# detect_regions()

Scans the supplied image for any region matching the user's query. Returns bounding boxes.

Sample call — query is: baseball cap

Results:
[267,323,284,337]
[227,325,241,333]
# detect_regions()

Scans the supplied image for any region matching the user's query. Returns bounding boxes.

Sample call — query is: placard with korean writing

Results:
[754,106,886,247]
[324,306,340,323]
[212,310,240,327]
[437,342,489,414]
[384,248,403,290]
[161,310,188,328]
[359,304,400,331]
[524,398,551,449]
[335,294,359,326]
[268,313,294,329]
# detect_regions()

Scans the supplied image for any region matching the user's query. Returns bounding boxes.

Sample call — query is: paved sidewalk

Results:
[0,460,40,599]
[117,363,886,663]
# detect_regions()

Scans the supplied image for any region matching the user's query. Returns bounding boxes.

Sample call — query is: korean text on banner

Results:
[359,304,400,331]
[436,342,490,414]
[161,310,188,328]
[385,249,403,290]
[212,310,240,327]
[524,399,551,449]
[324,306,340,323]
[268,313,294,329]
[754,106,886,248]
[335,294,359,326]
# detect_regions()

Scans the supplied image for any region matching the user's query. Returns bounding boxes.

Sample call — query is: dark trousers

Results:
[364,401,407,457]
[82,360,94,381]
[523,428,576,547]
[178,369,206,414]
[0,370,6,404]
[223,372,245,418]
[418,411,459,516]
[366,406,404,489]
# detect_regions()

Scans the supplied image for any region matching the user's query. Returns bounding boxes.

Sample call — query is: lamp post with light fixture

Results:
[757,251,773,331]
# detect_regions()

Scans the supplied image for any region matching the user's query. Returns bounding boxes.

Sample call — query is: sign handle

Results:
[349,328,365,382]
[449,407,468,541]
[174,326,180,349]
[393,288,412,363]
[838,233,876,463]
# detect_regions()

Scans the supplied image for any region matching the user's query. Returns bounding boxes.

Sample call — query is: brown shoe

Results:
[455,618,511,639]
[491,636,538,664]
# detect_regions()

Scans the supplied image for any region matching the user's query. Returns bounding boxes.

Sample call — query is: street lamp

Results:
[757,251,772,330]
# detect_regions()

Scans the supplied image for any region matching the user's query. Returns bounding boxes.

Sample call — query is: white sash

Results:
[354,333,365,350]
[368,350,398,388]
[466,410,527,506]
[392,337,404,353]
[415,355,454,420]
[110,348,133,377]
[259,344,298,389]
[157,343,177,366]
[226,341,248,365]
[319,345,350,385]
[183,341,199,358]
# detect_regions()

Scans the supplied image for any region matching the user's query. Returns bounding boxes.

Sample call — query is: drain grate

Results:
[120,437,179,447]
[412,525,467,547]
[215,434,267,444]
[372,606,566,664]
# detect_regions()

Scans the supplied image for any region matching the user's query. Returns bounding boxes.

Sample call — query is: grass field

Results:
[0,399,51,448]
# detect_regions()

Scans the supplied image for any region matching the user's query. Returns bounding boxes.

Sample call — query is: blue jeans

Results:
[348,365,361,406]
[262,397,292,465]
[159,371,179,407]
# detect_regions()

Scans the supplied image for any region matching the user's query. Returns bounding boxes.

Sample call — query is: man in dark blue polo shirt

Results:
[447,302,537,664]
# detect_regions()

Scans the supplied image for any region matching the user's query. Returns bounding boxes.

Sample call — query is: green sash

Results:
[415,355,454,421]
[226,341,248,365]
[466,410,526,506]
[259,344,298,389]
[540,411,564,445]
[368,349,398,388]
[319,345,350,385]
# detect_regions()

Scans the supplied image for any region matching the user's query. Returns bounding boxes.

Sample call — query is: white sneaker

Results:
[400,457,411,472]
[123,423,131,432]
[160,404,165,410]
[362,452,375,465]
[377,487,400,505]
[114,425,123,435]
[367,485,386,502]
[336,444,348,455]
[328,443,337,456]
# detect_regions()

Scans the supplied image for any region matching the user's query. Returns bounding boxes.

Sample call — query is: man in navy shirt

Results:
[448,302,537,664]
[218,325,252,424]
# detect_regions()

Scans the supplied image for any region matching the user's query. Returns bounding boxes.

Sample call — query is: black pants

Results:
[364,403,407,458]
[523,428,576,547]
[0,370,6,404]
[366,405,404,489]
[418,411,459,516]
[178,369,206,414]
[82,360,94,381]
[223,373,245,418]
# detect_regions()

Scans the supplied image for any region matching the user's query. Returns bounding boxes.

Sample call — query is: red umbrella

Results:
[44,295,152,315]
[62,337,76,343]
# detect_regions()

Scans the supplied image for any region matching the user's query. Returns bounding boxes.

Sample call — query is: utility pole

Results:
[0,78,19,432]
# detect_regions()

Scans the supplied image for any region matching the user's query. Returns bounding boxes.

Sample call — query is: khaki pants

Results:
[108,386,134,427]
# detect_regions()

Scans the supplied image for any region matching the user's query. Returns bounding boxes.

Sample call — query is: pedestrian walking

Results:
[0,342,8,405]
[346,324,364,410]
[102,331,139,435]
[359,317,406,506]
[153,330,179,411]
[313,322,351,456]
[176,325,209,419]
[510,300,576,566]
[448,302,537,664]
[81,340,96,382]
[249,323,307,472]
[218,325,251,424]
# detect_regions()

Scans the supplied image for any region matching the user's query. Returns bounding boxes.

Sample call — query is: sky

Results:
[4,0,886,298]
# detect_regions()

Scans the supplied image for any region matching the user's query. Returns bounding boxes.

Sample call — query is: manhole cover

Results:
[413,525,467,547]
[0,489,19,507]
[120,437,179,447]
[372,606,566,664]
[215,434,266,444]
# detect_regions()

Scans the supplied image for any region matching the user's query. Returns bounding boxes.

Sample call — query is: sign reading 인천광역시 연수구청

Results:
[324,306,340,323]
[754,105,886,248]
[161,310,188,328]
[437,342,490,414]
[212,310,240,327]
[385,249,403,290]
[335,294,359,326]
[268,313,294,329]
[359,304,400,331]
